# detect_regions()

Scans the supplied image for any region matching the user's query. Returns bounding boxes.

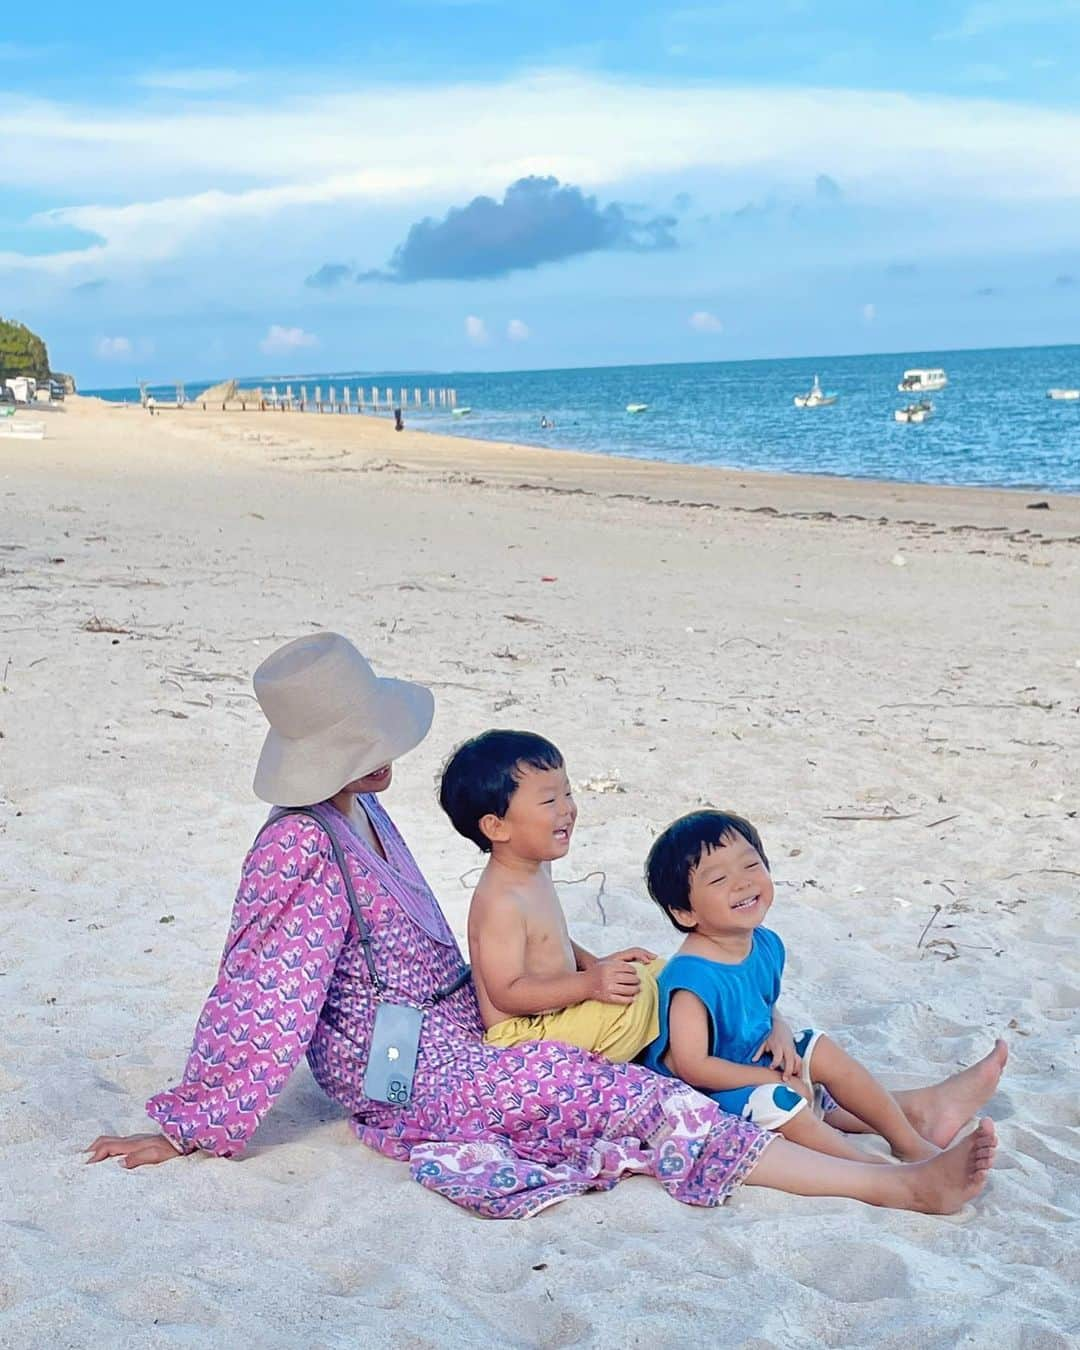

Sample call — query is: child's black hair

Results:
[439,729,564,853]
[645,809,769,933]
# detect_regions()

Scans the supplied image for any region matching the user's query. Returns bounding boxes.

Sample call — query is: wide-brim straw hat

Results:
[252,632,434,806]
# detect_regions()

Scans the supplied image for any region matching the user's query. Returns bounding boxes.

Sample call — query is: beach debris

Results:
[891,552,907,567]
[158,914,175,925]
[1026,501,1050,510]
[165,663,244,684]
[823,805,916,821]
[554,869,609,925]
[503,613,539,625]
[917,904,942,948]
[577,776,626,795]
[540,576,558,582]
[82,616,131,635]
[492,647,521,661]
[925,814,960,828]
[923,938,960,961]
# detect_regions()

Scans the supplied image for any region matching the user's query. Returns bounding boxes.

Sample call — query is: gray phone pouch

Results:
[364,1002,424,1106]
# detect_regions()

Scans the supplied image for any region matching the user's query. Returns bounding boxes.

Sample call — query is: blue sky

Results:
[2,0,1078,385]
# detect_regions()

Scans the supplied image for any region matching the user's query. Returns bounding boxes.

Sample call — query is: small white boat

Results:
[1047,388,1080,401]
[0,420,46,439]
[895,400,933,424]
[793,375,837,408]
[450,406,472,417]
[898,367,947,393]
[626,402,649,414]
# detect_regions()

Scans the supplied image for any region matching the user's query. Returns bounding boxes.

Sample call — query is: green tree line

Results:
[0,317,51,381]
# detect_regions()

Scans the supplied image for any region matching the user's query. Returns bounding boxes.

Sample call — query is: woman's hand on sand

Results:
[84,1133,183,1169]
[587,958,641,1005]
[605,946,657,965]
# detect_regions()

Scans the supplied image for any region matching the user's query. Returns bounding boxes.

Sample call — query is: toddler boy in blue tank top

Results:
[642,810,957,1162]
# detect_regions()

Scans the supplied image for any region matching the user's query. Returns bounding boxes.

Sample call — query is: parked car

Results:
[48,380,66,401]
[0,385,16,405]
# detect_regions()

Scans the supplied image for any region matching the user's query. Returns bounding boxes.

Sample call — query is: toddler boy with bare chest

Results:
[439,730,663,1061]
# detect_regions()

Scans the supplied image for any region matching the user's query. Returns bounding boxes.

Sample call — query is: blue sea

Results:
[87,344,1080,494]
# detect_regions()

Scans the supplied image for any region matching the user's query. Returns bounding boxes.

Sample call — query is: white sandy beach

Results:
[2,397,1078,1348]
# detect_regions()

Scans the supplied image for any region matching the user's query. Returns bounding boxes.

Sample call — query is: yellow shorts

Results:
[483,959,666,1063]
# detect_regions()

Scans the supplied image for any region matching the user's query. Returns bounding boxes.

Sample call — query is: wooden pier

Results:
[185,383,458,414]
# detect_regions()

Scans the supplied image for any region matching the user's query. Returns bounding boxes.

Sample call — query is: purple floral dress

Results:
[147,796,768,1219]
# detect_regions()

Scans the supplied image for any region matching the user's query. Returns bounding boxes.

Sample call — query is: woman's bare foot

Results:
[904,1040,1008,1148]
[903,1118,998,1214]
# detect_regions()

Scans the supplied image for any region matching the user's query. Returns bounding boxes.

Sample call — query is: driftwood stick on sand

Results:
[917,904,943,948]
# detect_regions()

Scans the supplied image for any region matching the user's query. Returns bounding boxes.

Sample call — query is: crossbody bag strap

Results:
[257,806,469,1005]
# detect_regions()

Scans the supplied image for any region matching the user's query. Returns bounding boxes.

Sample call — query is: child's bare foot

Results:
[904,1118,997,1214]
[893,1137,940,1164]
[906,1040,1008,1148]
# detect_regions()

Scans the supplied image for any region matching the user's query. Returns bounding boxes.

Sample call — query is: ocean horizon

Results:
[86,341,1080,494]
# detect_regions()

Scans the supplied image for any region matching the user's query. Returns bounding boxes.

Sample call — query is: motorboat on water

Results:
[895,400,933,424]
[1047,388,1080,401]
[793,375,837,408]
[450,406,472,416]
[898,368,947,393]
[626,403,649,414]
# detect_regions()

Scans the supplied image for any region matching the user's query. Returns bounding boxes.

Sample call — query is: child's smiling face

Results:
[492,762,577,861]
[675,831,774,937]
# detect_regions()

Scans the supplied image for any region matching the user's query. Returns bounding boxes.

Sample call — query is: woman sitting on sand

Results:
[87,633,1001,1218]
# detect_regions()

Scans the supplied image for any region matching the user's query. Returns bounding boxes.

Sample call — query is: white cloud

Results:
[137,68,248,92]
[689,310,723,333]
[5,71,1080,275]
[506,318,530,341]
[464,315,489,344]
[95,335,133,358]
[939,2,1080,39]
[862,302,876,323]
[259,324,317,354]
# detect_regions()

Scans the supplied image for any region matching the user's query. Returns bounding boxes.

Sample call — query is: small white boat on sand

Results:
[898,368,947,393]
[1047,388,1080,401]
[626,402,649,414]
[793,375,837,408]
[895,400,933,424]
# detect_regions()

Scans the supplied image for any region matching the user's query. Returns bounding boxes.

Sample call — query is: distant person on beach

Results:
[641,808,1008,1161]
[85,635,1000,1217]
[440,730,664,1062]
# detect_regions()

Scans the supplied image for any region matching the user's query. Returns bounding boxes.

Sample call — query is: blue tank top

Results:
[641,928,785,1075]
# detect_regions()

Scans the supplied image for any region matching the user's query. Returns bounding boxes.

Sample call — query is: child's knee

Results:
[744,1082,807,1130]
